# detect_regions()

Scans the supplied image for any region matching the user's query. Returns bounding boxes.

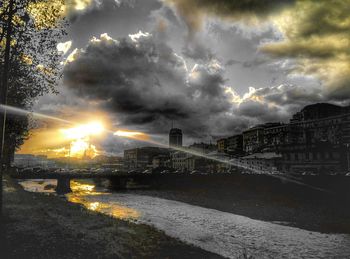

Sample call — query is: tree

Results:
[0,0,66,214]
[0,0,67,165]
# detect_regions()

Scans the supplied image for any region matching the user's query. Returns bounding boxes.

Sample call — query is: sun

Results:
[60,121,104,158]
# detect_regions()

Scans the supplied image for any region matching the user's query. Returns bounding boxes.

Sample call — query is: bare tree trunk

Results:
[0,0,14,218]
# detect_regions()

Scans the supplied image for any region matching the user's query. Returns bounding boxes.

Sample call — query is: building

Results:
[263,124,288,151]
[13,154,57,168]
[152,154,170,169]
[232,152,282,174]
[217,138,227,153]
[171,151,190,171]
[93,155,123,164]
[226,134,243,156]
[290,103,344,123]
[124,147,170,171]
[189,142,216,154]
[169,128,183,148]
[209,103,350,175]
[206,151,230,172]
[278,103,350,174]
[91,155,124,170]
[243,123,282,154]
[185,156,213,172]
[243,126,265,154]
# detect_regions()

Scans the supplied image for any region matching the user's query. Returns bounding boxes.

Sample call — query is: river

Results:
[18,179,350,258]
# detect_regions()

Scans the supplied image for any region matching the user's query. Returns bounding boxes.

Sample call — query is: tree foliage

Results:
[0,0,67,164]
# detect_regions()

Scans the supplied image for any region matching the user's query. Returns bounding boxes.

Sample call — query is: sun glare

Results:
[58,121,104,158]
[114,130,149,140]
[61,121,104,140]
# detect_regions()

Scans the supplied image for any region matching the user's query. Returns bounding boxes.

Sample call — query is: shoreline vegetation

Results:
[1,175,222,259]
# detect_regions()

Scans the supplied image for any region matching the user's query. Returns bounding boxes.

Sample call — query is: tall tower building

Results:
[169,128,183,148]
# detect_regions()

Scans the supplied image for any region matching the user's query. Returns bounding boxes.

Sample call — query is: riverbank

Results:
[1,176,222,259]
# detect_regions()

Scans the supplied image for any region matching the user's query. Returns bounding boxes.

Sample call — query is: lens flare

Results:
[61,121,104,139]
[114,130,150,140]
[59,121,104,158]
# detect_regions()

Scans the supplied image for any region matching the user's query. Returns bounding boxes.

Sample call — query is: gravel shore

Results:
[1,176,222,259]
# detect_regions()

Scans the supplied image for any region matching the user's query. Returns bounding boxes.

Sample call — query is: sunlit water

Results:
[18,179,350,258]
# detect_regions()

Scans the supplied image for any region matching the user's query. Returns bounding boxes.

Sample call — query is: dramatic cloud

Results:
[232,84,324,122]
[263,0,350,99]
[63,33,233,139]
[61,31,337,148]
[167,0,350,101]
[166,0,294,33]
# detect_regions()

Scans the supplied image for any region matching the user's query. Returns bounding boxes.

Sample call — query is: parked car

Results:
[71,169,81,174]
[32,167,42,173]
[94,168,106,174]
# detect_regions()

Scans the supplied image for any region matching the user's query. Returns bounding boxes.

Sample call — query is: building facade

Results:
[13,154,57,168]
[232,152,281,174]
[189,142,217,154]
[124,147,170,171]
[169,128,183,148]
[171,151,190,171]
[217,138,227,153]
[152,154,170,169]
[243,126,265,154]
[277,103,350,174]
[264,124,289,151]
[226,134,243,156]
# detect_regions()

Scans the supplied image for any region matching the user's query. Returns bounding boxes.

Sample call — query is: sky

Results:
[23,0,350,155]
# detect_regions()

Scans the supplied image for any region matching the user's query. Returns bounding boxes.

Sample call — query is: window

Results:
[325,152,329,159]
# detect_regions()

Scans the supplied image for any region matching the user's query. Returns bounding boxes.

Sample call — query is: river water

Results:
[18,179,350,258]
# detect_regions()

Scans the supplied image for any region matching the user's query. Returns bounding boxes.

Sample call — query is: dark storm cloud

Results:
[64,34,190,120]
[166,0,295,33]
[63,33,233,137]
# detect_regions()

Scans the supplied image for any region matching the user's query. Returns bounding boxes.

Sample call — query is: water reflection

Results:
[18,179,57,193]
[67,180,140,220]
[70,180,104,195]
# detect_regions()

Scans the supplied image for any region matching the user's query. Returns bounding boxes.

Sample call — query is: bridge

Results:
[11,168,336,196]
[11,170,161,194]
